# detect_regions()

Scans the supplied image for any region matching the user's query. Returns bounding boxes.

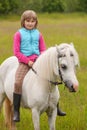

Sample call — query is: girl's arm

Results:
[39,33,46,54]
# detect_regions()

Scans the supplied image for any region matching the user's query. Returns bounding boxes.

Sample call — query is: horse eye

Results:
[61,64,67,70]
[70,53,73,56]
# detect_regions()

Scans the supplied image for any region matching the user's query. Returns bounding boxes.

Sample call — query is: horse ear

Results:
[55,44,61,58]
[74,51,80,68]
[55,44,58,52]
[55,44,60,54]
[70,43,80,68]
[70,42,74,47]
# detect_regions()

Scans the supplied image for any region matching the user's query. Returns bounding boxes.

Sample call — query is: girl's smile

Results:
[24,18,36,30]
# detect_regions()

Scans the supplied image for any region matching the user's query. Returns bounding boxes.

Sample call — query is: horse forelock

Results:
[57,43,79,67]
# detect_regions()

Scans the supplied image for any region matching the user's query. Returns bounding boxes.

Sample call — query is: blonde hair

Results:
[21,10,38,28]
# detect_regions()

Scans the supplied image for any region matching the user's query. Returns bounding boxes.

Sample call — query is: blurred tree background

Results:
[0,0,87,14]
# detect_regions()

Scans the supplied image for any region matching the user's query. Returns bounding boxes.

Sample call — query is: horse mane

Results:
[33,46,57,79]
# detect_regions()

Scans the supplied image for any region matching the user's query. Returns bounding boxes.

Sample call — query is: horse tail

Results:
[3,97,16,129]
[0,78,5,111]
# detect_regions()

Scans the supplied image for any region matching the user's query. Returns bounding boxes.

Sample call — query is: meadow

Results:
[0,13,87,130]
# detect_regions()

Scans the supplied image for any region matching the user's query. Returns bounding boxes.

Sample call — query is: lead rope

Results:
[48,82,51,107]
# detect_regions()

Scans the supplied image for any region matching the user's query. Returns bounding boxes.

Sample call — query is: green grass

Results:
[0,13,87,130]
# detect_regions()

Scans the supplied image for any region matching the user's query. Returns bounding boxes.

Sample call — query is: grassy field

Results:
[0,13,87,130]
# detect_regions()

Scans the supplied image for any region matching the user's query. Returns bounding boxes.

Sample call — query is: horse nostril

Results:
[64,80,72,88]
[64,80,76,92]
[70,85,76,92]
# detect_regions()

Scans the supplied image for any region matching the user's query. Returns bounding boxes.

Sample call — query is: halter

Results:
[31,67,62,85]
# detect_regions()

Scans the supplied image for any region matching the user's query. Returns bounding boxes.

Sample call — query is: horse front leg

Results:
[32,108,40,130]
[47,107,57,130]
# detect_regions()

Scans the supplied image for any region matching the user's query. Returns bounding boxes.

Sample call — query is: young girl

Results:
[13,10,66,122]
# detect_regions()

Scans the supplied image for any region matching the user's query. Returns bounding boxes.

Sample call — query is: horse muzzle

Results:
[64,80,78,92]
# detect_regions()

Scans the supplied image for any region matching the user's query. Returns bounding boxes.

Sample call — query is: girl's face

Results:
[24,18,36,30]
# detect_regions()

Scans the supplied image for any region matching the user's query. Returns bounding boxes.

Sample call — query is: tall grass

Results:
[0,13,87,130]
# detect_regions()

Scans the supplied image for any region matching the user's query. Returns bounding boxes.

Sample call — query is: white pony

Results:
[0,43,79,130]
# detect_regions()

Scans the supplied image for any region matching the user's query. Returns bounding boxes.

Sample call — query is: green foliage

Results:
[0,0,87,14]
[0,0,18,14]
[28,0,43,12]
[61,0,80,12]
[42,0,64,13]
[78,0,87,12]
[0,0,10,14]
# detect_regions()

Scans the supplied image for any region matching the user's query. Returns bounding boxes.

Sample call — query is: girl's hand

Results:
[28,61,34,67]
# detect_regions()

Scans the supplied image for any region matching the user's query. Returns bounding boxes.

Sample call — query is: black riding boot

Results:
[57,103,66,116]
[13,93,21,122]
